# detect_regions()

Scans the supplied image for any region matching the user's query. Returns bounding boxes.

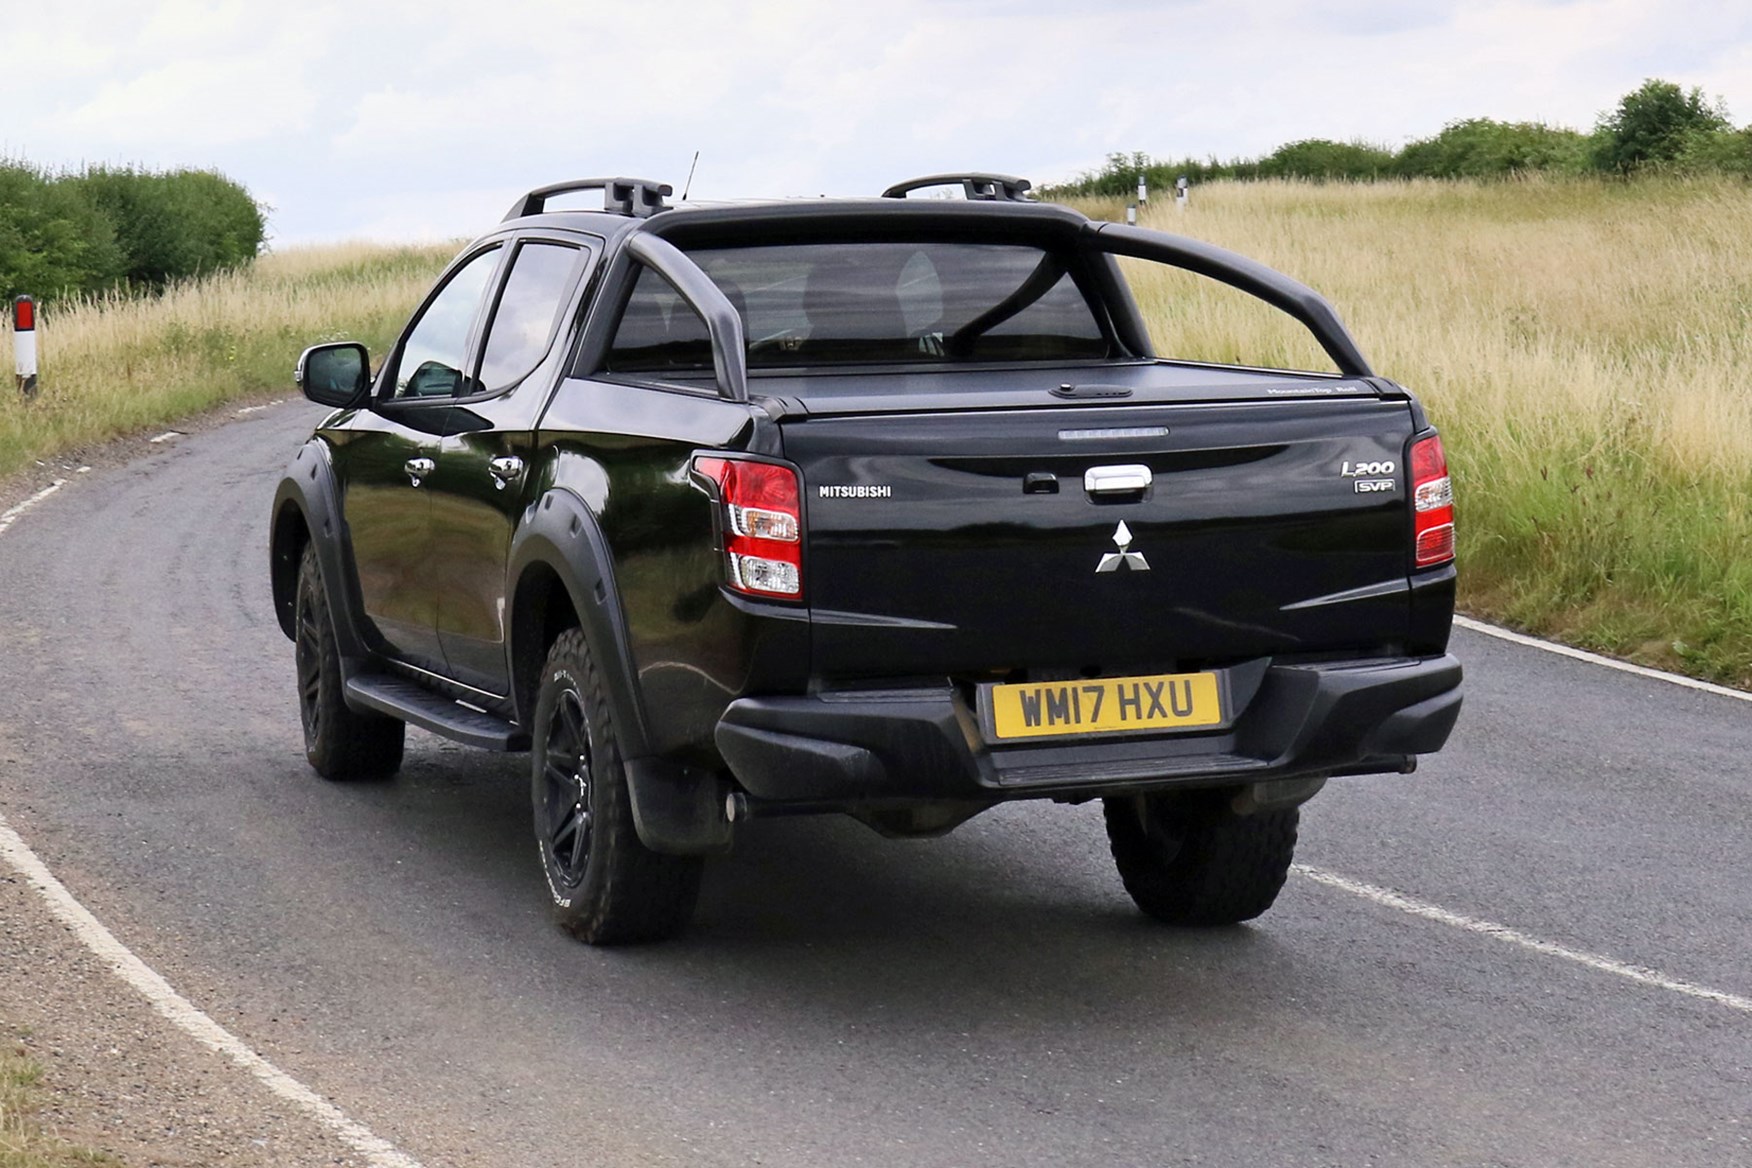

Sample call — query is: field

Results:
[3,180,1750,683]
[0,242,455,482]
[1088,178,1752,685]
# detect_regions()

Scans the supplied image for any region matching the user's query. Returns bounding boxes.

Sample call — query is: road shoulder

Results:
[0,868,368,1168]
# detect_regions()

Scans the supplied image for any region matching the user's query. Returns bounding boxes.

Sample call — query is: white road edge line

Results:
[1453,614,1752,703]
[1294,864,1752,1015]
[0,473,424,1165]
[0,480,66,537]
[0,813,427,1168]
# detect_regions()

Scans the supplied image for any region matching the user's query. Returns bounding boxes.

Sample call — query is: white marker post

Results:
[1126,204,1137,226]
[1175,175,1189,212]
[1137,175,1147,204]
[13,296,37,398]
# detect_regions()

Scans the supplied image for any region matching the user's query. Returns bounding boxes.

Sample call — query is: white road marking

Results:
[235,400,284,416]
[1454,615,1752,703]
[0,480,424,1167]
[147,431,182,443]
[1294,864,1752,1015]
[0,480,65,537]
[0,813,428,1168]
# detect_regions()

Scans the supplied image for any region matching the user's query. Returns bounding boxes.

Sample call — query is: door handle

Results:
[404,457,435,485]
[488,456,525,490]
[1083,464,1152,495]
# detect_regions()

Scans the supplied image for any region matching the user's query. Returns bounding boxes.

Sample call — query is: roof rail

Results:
[503,177,673,221]
[881,173,1034,202]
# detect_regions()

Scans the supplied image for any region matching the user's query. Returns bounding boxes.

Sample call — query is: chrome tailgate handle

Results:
[1084,464,1152,495]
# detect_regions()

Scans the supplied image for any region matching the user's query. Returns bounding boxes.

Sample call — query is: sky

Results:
[3,0,1750,246]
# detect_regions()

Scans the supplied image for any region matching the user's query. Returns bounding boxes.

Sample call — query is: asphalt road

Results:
[1,401,1748,1167]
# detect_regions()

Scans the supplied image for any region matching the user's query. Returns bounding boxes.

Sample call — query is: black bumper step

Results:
[344,675,528,752]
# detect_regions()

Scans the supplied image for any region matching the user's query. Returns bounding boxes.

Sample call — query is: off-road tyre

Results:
[294,543,405,780]
[1103,790,1297,926]
[531,628,703,945]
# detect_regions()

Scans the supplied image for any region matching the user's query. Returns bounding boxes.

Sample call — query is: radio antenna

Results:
[681,151,701,201]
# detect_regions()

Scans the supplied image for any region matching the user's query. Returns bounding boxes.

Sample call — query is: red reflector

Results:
[13,297,34,331]
[693,456,804,599]
[724,460,798,513]
[1410,433,1454,569]
[1416,524,1455,566]
[1410,433,1445,484]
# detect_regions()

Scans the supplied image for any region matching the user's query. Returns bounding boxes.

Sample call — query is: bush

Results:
[1254,139,1396,180]
[0,161,124,301]
[0,162,265,303]
[1396,118,1590,178]
[1038,77,1751,201]
[1057,152,1240,199]
[69,166,265,289]
[1675,126,1752,176]
[1591,79,1731,173]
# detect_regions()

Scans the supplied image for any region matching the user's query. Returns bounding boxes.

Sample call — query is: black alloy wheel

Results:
[530,629,703,944]
[293,543,404,780]
[538,688,595,890]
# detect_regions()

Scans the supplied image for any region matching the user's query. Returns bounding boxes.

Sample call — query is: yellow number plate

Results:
[984,672,1225,741]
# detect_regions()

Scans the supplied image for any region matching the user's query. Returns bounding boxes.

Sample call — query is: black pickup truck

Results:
[270,174,1461,944]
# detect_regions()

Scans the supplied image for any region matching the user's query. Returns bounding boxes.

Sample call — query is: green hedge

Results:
[1046,78,1748,197]
[0,161,265,303]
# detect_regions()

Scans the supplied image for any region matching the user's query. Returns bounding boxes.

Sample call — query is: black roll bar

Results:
[1087,222,1375,378]
[623,234,748,402]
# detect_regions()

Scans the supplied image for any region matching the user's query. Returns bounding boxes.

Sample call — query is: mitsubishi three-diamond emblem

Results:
[1096,520,1151,573]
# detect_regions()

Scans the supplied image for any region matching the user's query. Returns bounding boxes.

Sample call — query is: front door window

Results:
[392,247,502,399]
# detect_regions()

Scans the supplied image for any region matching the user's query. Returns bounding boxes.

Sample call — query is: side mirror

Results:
[295,342,372,408]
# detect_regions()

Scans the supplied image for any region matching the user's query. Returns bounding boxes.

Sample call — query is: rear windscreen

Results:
[605,241,1111,373]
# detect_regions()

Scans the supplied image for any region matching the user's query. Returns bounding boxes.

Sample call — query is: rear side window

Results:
[478,242,584,391]
[604,268,712,373]
[605,241,1109,373]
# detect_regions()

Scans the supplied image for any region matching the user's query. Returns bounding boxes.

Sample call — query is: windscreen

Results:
[605,241,1111,373]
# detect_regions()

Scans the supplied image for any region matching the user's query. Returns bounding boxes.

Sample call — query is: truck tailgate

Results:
[783,398,1420,681]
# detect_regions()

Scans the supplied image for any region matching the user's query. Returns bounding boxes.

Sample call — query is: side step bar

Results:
[344,675,529,752]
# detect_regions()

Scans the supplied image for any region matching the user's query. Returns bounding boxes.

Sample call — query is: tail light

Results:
[693,456,804,599]
[1410,433,1455,568]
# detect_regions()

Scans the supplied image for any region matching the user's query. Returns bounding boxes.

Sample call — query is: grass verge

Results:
[1084,177,1752,686]
[0,241,456,482]
[0,1040,115,1167]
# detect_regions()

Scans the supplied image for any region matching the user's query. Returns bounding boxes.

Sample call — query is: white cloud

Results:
[58,58,316,149]
[5,0,1752,240]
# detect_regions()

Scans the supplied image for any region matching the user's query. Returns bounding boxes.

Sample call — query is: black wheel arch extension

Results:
[507,486,654,760]
[270,441,372,662]
[511,489,730,854]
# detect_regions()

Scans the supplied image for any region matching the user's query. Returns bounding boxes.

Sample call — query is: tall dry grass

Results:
[1090,177,1752,682]
[0,241,456,479]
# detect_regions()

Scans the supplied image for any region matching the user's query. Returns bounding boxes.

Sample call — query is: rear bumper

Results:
[714,654,1461,807]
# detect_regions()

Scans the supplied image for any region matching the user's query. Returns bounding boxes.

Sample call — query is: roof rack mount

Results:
[881,173,1035,202]
[504,177,673,221]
